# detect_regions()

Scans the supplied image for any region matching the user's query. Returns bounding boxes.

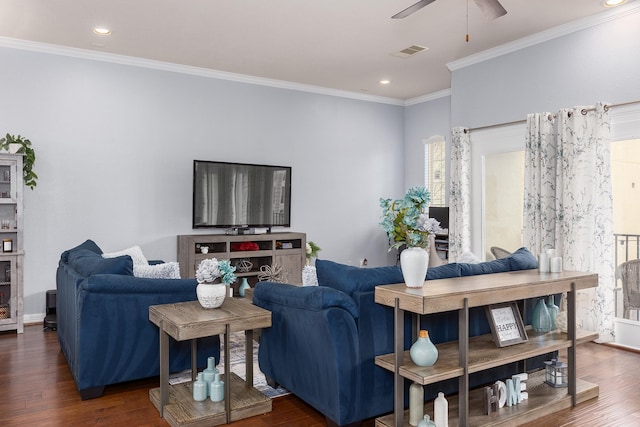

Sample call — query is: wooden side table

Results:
[149,298,272,427]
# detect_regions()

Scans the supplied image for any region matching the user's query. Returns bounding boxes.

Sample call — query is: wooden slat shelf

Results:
[375,329,598,385]
[150,372,271,427]
[374,370,599,427]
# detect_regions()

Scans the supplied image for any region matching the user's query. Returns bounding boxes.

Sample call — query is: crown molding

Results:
[447,1,640,71]
[0,36,405,106]
[404,89,451,106]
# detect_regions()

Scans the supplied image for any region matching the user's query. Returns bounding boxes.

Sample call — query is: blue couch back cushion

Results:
[61,239,103,263]
[254,281,359,318]
[67,249,133,277]
[315,259,463,296]
[508,247,539,270]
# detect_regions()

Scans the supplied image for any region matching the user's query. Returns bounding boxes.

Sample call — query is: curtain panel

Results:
[449,127,471,261]
[523,103,614,342]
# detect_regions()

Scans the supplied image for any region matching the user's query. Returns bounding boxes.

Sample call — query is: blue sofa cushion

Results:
[254,281,359,319]
[67,249,133,277]
[427,262,463,280]
[458,247,538,276]
[61,239,103,263]
[316,259,464,296]
[508,247,539,270]
[316,260,404,296]
[459,258,512,276]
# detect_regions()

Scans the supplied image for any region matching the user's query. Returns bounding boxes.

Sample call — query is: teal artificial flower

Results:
[379,186,440,251]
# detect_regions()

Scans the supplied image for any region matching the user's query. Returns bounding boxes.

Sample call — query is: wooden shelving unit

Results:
[177,232,306,287]
[0,153,23,334]
[374,270,599,426]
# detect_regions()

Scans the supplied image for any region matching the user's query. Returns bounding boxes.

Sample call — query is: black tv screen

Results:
[192,160,292,229]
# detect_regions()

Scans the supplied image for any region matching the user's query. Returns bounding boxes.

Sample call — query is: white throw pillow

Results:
[134,262,181,279]
[302,265,318,286]
[102,246,149,266]
[457,250,482,264]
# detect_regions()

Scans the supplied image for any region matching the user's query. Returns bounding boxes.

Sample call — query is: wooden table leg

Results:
[159,320,169,418]
[245,329,254,388]
[394,298,404,427]
[225,323,231,424]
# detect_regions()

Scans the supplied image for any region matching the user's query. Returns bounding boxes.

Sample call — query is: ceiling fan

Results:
[392,0,507,20]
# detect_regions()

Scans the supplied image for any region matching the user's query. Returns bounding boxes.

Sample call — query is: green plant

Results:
[0,134,37,189]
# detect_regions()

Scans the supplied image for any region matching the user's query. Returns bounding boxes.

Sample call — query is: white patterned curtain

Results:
[523,103,614,342]
[523,112,557,253]
[449,127,471,261]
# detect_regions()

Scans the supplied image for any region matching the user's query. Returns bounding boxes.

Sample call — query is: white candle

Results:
[550,257,563,273]
[539,253,550,273]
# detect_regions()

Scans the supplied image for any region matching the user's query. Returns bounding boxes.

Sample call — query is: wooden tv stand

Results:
[374,270,599,426]
[177,232,306,288]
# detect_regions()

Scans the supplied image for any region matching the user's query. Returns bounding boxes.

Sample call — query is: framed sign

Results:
[485,302,528,347]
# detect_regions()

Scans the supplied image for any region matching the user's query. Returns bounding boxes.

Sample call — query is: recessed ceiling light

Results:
[380,80,391,85]
[93,27,111,35]
[603,0,625,7]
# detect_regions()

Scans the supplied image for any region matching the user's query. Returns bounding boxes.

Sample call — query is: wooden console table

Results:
[149,298,272,427]
[374,270,599,426]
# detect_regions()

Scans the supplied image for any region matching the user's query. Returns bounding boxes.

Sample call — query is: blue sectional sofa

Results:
[56,240,220,399]
[253,248,550,426]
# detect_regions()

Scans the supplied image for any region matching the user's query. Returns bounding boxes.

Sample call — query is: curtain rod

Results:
[464,99,640,132]
[581,99,640,115]
[463,118,526,133]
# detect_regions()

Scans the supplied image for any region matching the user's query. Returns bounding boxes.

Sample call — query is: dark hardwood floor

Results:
[1,325,640,426]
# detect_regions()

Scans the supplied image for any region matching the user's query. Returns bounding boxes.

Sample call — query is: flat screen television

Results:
[192,160,292,230]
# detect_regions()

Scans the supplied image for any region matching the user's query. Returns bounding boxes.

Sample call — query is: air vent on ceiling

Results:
[390,44,429,58]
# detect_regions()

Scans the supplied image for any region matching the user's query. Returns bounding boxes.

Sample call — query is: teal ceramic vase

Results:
[417,414,436,427]
[546,295,559,330]
[410,330,438,367]
[239,277,251,297]
[210,372,224,402]
[202,356,219,396]
[192,372,207,402]
[532,298,552,333]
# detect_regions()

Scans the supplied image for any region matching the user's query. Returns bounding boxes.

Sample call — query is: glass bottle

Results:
[546,295,559,330]
[532,298,552,333]
[410,330,438,366]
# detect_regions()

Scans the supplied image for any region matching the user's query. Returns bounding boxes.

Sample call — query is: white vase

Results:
[400,247,429,288]
[196,282,227,308]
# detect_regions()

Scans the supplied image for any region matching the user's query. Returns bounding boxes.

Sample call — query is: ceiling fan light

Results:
[603,0,625,7]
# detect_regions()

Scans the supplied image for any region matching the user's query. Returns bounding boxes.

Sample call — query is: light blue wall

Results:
[0,46,404,318]
[451,8,640,128]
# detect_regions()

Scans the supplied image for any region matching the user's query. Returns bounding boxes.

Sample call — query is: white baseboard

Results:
[614,317,640,350]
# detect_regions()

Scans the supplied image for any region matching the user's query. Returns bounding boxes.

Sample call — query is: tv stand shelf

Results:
[178,232,306,287]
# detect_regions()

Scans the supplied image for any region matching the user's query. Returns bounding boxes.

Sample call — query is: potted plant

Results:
[195,258,237,308]
[0,134,37,190]
[379,186,442,287]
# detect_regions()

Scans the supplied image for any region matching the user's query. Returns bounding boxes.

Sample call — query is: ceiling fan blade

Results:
[472,0,507,20]
[392,0,437,19]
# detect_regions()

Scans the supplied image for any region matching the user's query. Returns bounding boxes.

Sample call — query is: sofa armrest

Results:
[253,281,359,318]
[253,282,362,425]
[80,273,197,294]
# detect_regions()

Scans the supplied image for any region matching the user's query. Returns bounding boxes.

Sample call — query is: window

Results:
[424,136,446,206]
